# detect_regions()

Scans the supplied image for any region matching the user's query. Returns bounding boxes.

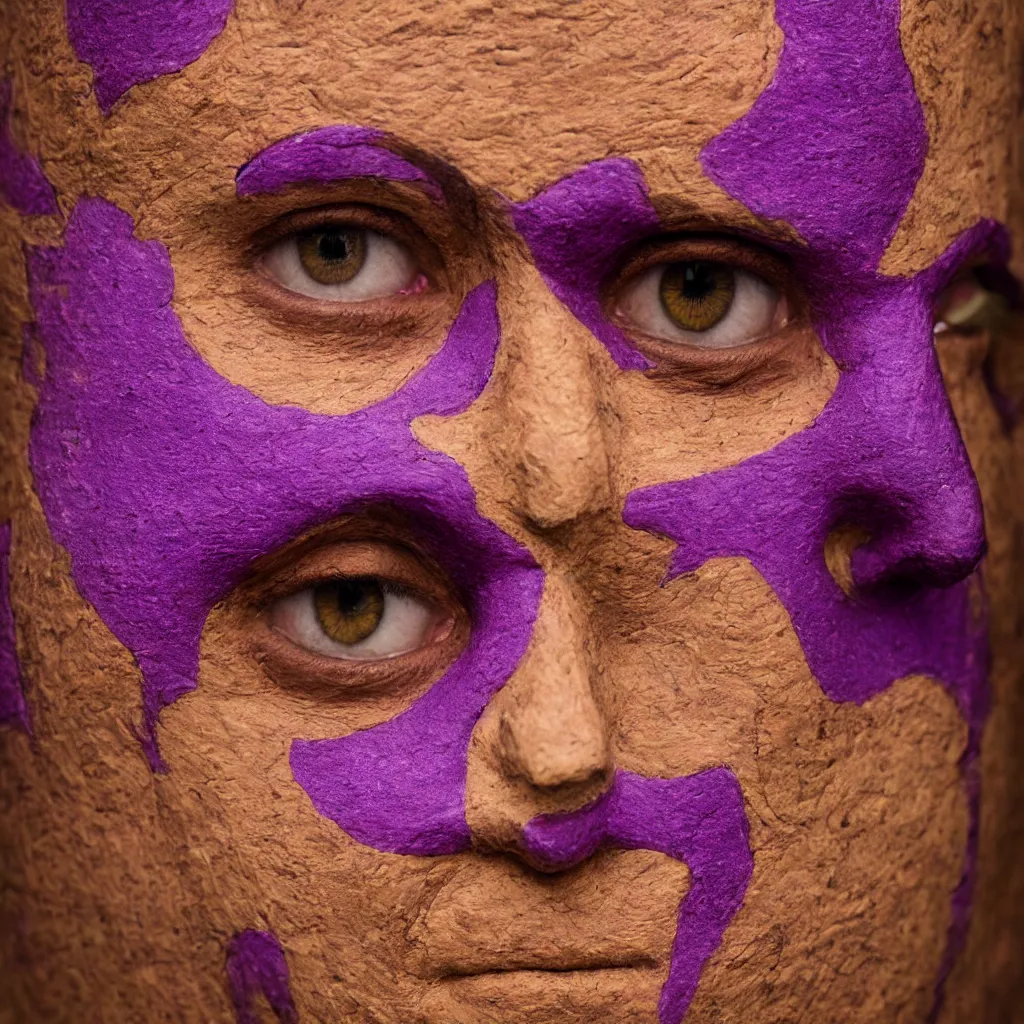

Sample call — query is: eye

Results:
[269,576,450,660]
[934,269,1008,334]
[262,224,426,301]
[616,259,788,348]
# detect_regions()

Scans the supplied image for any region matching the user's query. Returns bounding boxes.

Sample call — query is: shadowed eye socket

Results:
[262,223,428,302]
[934,268,1012,335]
[269,574,452,661]
[612,243,792,350]
[239,531,470,699]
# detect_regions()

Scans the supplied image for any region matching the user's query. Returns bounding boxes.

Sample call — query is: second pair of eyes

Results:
[261,222,789,349]
[269,574,450,662]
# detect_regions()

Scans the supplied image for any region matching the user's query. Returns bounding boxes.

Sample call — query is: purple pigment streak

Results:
[523,769,751,1024]
[622,0,993,1017]
[26,198,543,828]
[236,126,443,202]
[701,0,927,273]
[66,0,233,114]
[0,80,57,216]
[512,158,658,372]
[226,930,297,1024]
[0,522,31,733]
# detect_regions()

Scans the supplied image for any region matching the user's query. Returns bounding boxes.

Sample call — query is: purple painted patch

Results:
[701,0,927,274]
[226,930,297,1024]
[512,158,658,371]
[0,79,57,216]
[645,0,992,1016]
[26,198,542,809]
[0,522,31,733]
[236,126,443,202]
[524,769,752,1024]
[66,0,233,114]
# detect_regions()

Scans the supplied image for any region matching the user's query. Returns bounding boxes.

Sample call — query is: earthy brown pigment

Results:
[2,2,1024,1022]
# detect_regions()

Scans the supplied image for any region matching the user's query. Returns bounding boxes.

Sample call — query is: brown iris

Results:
[659,261,736,331]
[313,577,385,645]
[296,227,367,285]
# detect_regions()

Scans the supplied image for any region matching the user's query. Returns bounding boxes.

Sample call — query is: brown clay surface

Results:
[1,1,1023,1022]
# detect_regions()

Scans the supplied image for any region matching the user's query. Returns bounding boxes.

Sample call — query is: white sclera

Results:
[263,228,419,301]
[270,585,439,660]
[618,263,783,348]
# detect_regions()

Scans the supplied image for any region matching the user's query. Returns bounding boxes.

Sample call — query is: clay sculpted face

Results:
[2,1,1024,1022]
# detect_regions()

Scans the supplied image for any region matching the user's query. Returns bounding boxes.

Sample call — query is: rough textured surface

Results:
[885,0,1024,277]
[0,0,1023,1021]
[0,79,56,216]
[0,521,30,732]
[66,0,234,114]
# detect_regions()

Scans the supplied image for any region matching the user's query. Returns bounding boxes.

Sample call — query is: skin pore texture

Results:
[1,2,1023,1024]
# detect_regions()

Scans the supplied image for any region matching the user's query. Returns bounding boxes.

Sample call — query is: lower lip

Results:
[419,966,665,1022]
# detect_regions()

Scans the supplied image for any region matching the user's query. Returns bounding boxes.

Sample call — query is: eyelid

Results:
[247,544,467,696]
[610,234,794,294]
[605,234,802,345]
[247,539,458,612]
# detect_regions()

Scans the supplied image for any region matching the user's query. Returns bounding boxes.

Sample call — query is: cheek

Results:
[157,616,443,1010]
[605,557,969,1018]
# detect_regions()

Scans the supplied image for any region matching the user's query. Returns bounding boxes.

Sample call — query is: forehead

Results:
[19,0,1020,274]
[55,0,779,203]
[229,0,779,198]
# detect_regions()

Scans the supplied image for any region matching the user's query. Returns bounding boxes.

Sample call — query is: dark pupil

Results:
[334,578,377,616]
[681,262,718,301]
[318,230,352,263]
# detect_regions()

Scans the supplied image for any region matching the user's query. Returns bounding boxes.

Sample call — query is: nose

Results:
[465,572,615,870]
[841,361,987,593]
[495,267,614,531]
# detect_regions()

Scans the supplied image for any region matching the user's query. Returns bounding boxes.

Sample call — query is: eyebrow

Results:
[235,125,444,201]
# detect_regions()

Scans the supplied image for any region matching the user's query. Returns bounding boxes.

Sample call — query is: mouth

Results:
[439,953,659,980]
[410,848,689,985]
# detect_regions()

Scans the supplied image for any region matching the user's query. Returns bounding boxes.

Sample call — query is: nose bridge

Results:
[498,572,611,793]
[497,268,613,531]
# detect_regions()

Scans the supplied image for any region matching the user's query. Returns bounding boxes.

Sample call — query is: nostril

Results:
[827,482,986,597]
[824,523,872,596]
[850,534,985,592]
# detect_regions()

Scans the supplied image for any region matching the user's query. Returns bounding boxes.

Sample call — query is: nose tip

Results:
[843,477,986,593]
[498,694,612,794]
[465,574,616,868]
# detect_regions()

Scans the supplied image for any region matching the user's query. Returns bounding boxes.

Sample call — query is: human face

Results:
[2,0,1023,1022]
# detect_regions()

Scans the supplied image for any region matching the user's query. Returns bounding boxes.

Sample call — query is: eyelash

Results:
[612,236,792,301]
